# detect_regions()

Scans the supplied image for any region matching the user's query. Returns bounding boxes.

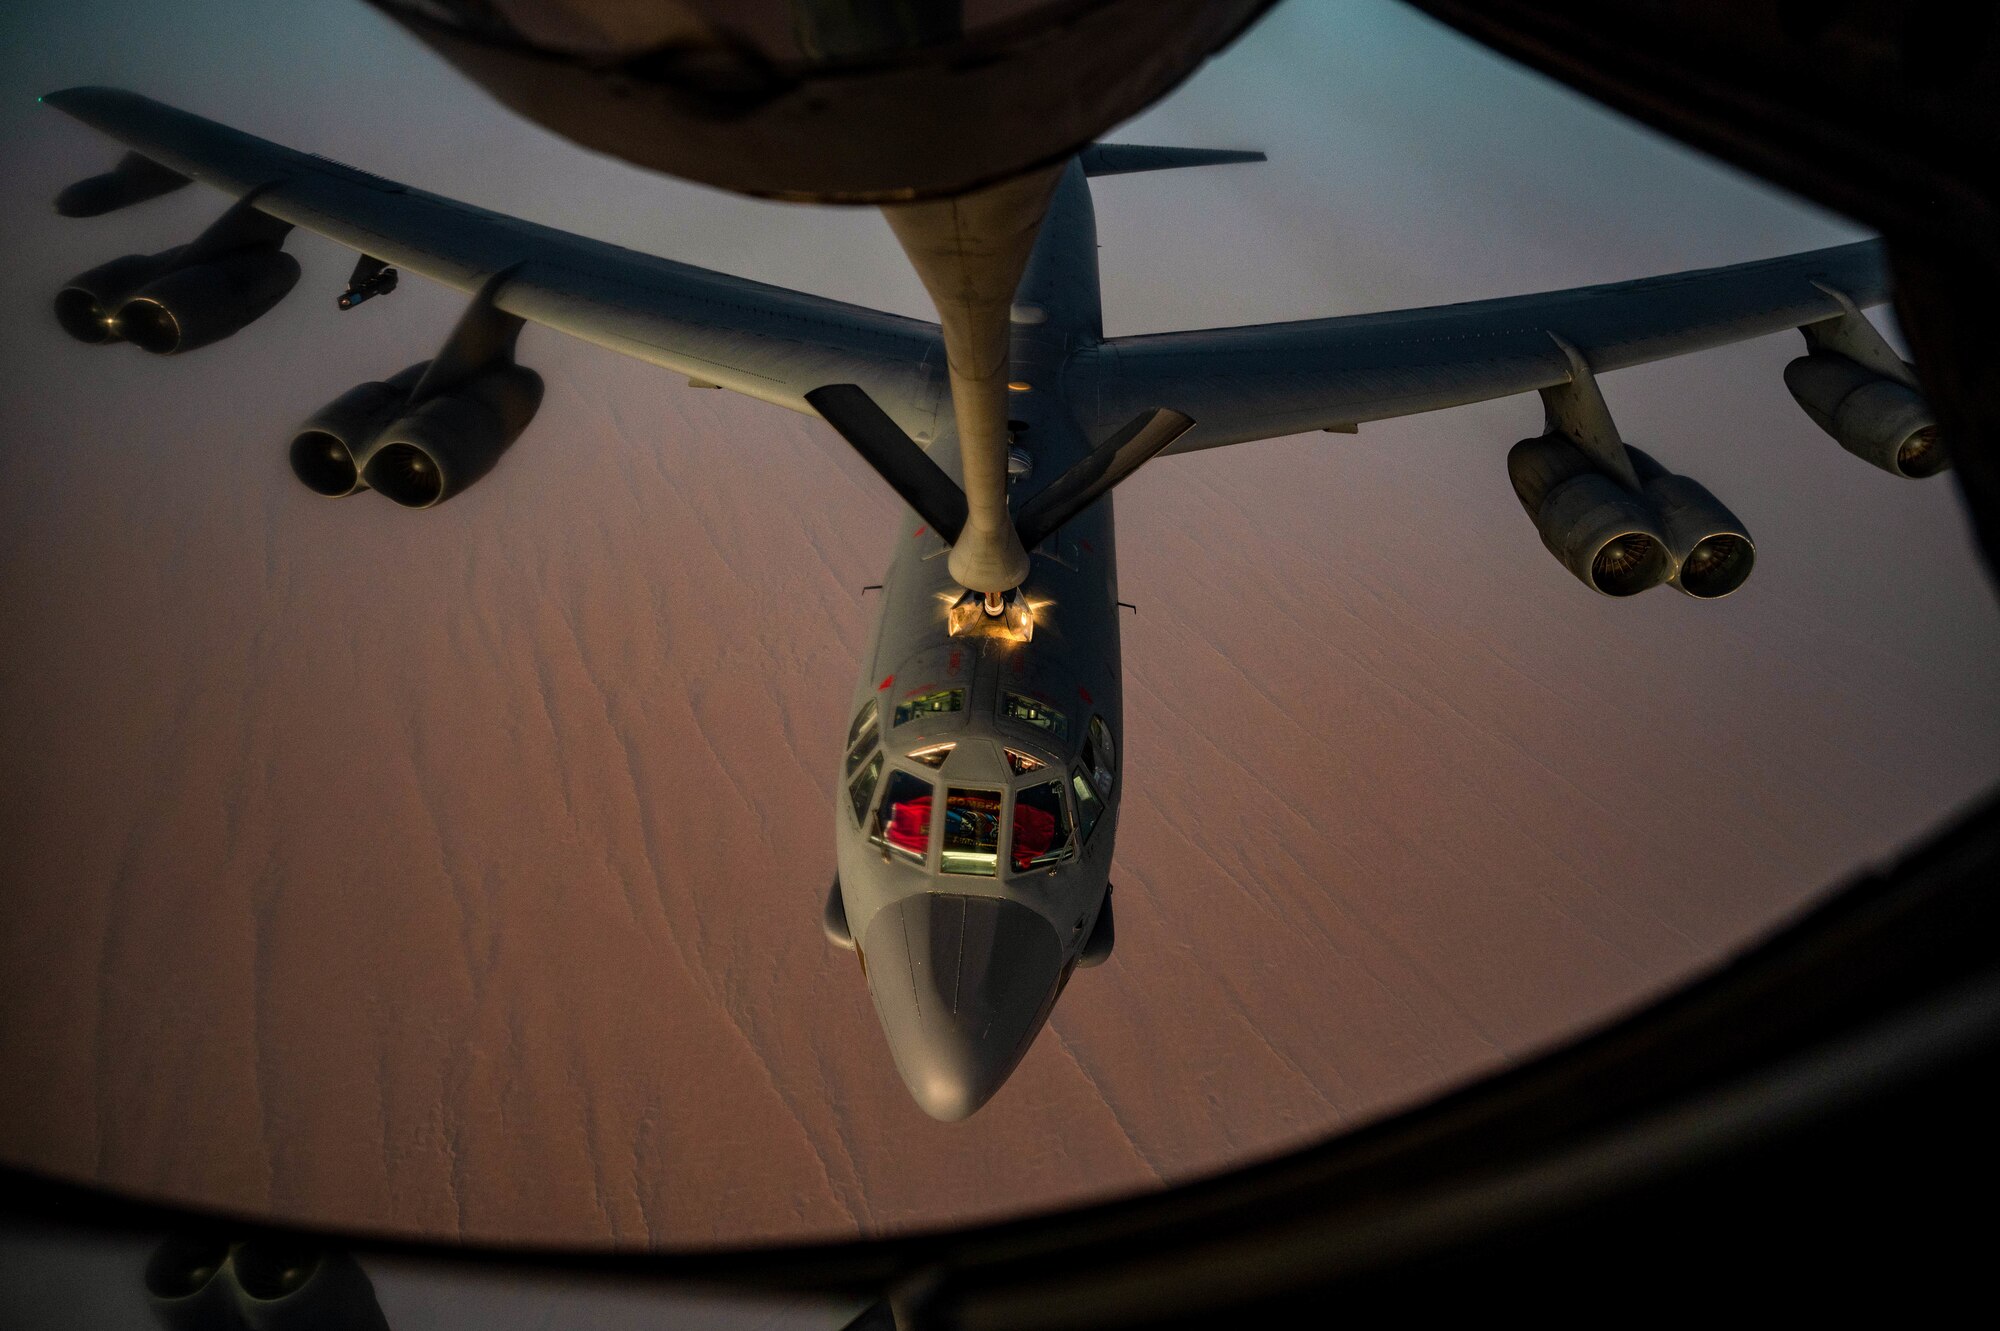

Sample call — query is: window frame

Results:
[1082,714,1116,795]
[893,686,965,729]
[844,699,879,777]
[1070,766,1106,845]
[847,750,883,827]
[871,767,937,866]
[1000,690,1070,742]
[1006,775,1076,876]
[941,786,1005,877]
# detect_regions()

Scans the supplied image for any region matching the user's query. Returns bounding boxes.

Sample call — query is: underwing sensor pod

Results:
[1783,293,1947,479]
[290,275,544,507]
[53,193,299,354]
[1508,342,1754,599]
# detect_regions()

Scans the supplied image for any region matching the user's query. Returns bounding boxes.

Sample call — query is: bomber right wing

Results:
[1093,240,1891,454]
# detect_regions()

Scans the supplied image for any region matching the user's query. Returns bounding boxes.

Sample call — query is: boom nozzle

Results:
[949,588,1035,643]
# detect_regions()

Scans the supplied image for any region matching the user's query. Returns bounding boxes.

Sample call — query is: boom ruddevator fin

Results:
[1015,408,1194,550]
[1077,144,1266,177]
[808,387,1192,575]
[808,383,969,544]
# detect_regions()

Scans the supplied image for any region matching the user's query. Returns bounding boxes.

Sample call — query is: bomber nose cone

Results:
[863,893,1064,1121]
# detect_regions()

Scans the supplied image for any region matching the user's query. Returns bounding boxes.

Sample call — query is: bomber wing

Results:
[1094,241,1890,453]
[42,87,944,427]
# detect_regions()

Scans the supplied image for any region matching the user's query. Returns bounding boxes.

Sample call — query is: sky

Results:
[2,0,1996,1293]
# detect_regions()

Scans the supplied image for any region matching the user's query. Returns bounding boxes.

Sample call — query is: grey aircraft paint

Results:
[41,88,1935,1122]
[832,164,1125,1121]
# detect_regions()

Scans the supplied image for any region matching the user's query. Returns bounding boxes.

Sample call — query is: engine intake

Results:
[362,365,545,507]
[1508,434,1673,596]
[1626,446,1756,599]
[145,1237,389,1331]
[53,248,184,344]
[1784,351,1947,478]
[288,363,431,497]
[114,249,302,355]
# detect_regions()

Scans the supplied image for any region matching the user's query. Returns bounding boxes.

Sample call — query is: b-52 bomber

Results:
[43,88,1944,1119]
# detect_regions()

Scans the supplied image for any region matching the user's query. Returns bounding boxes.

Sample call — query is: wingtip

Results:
[39,86,142,119]
[39,86,103,116]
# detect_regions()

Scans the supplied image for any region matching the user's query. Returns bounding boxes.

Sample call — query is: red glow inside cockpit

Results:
[1011,805,1055,869]
[886,795,931,855]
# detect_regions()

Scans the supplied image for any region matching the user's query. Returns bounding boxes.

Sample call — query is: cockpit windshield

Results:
[845,699,878,776]
[1005,747,1046,774]
[1081,715,1115,793]
[1001,691,1067,740]
[909,742,954,768]
[894,688,963,727]
[848,751,882,826]
[1070,769,1105,843]
[873,769,933,862]
[1011,779,1073,871]
[942,789,1002,876]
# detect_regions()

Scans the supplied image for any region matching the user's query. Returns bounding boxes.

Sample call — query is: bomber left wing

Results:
[42,87,945,428]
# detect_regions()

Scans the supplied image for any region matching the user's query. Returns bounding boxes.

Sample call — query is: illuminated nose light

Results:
[1007,380,1032,392]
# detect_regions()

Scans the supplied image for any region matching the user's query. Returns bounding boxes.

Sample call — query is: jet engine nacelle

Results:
[289,363,431,498]
[1625,445,1756,599]
[1507,433,1674,596]
[53,247,185,344]
[361,364,545,508]
[1784,351,1948,478]
[114,248,302,355]
[55,247,301,355]
[145,1236,390,1331]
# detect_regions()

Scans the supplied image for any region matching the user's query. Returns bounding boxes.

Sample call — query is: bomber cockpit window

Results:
[848,751,882,827]
[1070,768,1105,843]
[894,687,963,727]
[873,769,933,862]
[1081,715,1116,794]
[942,788,1002,876]
[1002,692,1068,741]
[1005,747,1045,775]
[1010,779,1073,871]
[845,699,878,776]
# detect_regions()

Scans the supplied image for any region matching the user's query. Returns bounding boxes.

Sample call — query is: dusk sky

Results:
[3,0,1996,1292]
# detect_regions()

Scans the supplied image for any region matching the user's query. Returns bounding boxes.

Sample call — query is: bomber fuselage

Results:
[831,163,1123,1121]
